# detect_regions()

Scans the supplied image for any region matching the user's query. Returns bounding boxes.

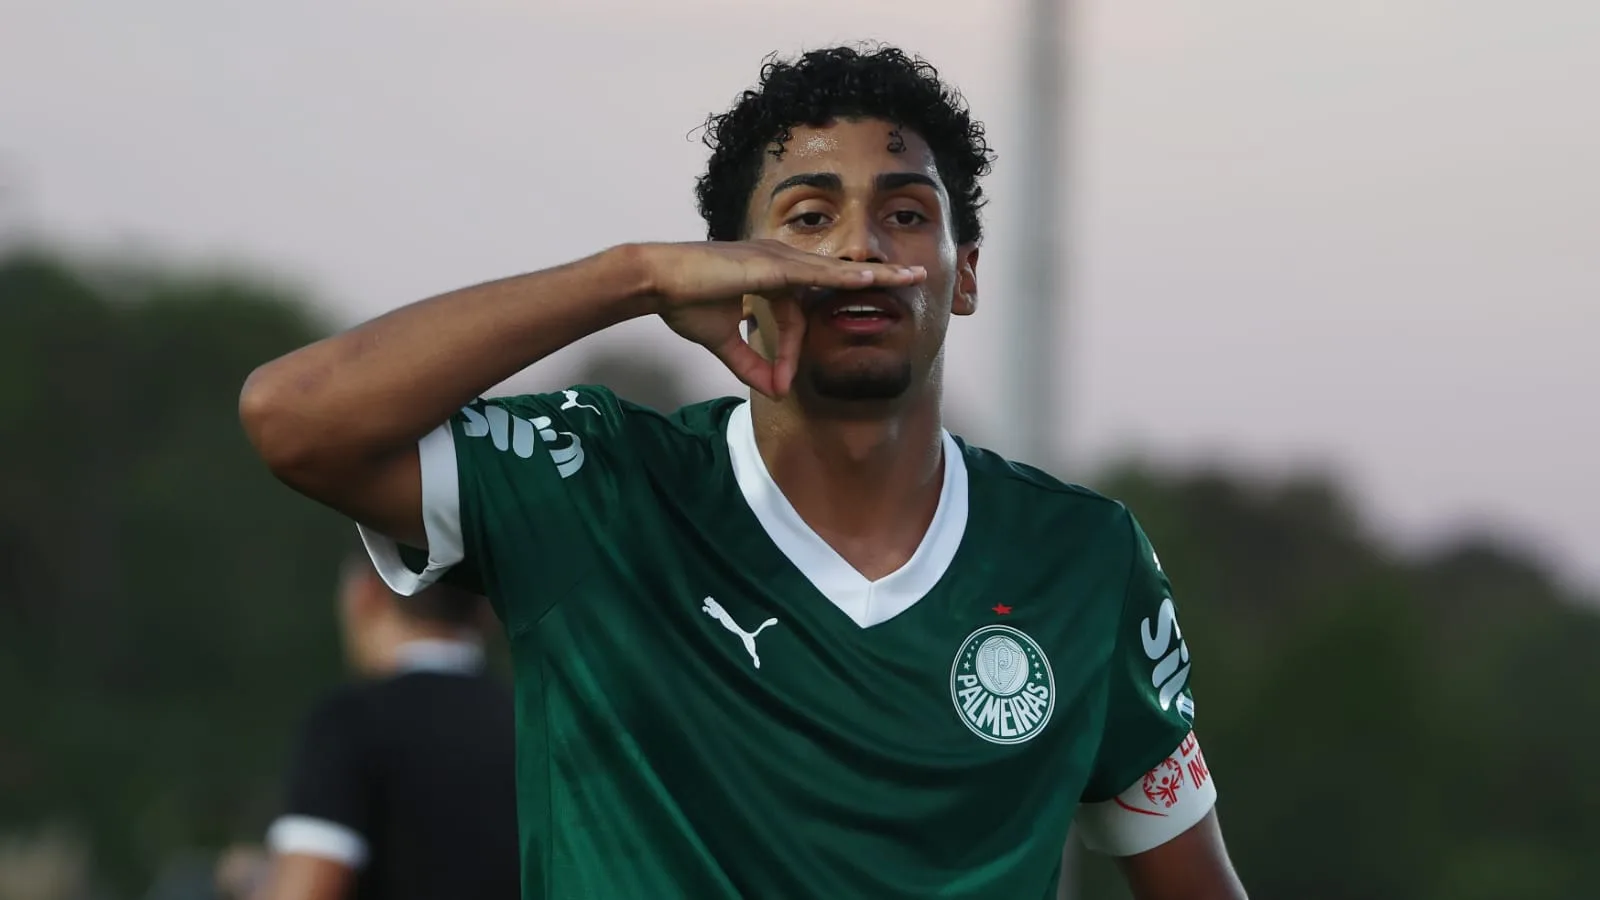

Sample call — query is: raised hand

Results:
[637,240,926,399]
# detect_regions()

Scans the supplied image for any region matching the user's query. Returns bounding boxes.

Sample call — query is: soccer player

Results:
[240,45,1247,900]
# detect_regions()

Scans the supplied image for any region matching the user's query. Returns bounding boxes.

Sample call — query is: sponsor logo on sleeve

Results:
[1141,597,1193,721]
[458,403,586,478]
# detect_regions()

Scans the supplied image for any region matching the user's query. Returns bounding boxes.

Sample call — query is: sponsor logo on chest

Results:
[950,625,1056,745]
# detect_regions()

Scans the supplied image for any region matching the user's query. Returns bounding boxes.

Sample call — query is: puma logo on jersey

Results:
[560,390,601,415]
[1141,597,1194,719]
[701,596,779,669]
[457,403,585,478]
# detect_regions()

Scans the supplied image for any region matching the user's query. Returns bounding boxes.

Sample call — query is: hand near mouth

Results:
[640,240,926,400]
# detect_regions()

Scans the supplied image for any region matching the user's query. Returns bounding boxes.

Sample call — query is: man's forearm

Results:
[239,244,654,481]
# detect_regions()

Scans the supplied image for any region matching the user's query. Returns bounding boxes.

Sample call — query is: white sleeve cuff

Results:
[358,422,464,596]
[1075,731,1218,856]
[266,815,369,868]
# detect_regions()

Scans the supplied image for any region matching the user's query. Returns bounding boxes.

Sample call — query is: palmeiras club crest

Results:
[950,625,1056,745]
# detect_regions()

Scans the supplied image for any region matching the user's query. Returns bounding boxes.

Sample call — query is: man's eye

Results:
[790,212,829,228]
[890,210,927,226]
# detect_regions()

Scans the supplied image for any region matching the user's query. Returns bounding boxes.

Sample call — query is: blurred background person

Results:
[214,844,271,900]
[248,554,518,900]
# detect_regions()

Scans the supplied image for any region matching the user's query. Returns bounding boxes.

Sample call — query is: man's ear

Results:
[953,244,979,316]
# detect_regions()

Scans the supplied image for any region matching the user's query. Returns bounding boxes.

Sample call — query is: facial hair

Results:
[806,355,913,400]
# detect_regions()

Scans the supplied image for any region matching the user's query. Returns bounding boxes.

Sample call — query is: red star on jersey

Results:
[992,603,1013,616]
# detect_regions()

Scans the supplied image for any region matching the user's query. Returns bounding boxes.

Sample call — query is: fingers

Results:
[794,260,928,290]
[712,333,780,400]
[768,296,806,398]
[750,242,927,290]
[708,299,803,401]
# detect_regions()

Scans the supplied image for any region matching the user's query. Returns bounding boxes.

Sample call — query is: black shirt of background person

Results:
[268,642,519,900]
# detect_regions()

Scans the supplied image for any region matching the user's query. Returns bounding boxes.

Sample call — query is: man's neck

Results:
[748,391,946,580]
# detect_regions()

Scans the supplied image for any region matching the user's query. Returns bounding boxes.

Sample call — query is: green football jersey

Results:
[361,385,1215,900]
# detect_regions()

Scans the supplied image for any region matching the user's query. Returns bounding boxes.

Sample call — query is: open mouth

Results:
[817,297,902,337]
[816,293,903,335]
[810,290,905,323]
[832,301,897,321]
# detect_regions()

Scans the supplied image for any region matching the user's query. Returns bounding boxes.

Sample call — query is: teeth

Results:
[836,305,883,314]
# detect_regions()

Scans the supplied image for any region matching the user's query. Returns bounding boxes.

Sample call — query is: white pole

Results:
[1007,0,1068,472]
[1006,0,1077,896]
[0,155,22,249]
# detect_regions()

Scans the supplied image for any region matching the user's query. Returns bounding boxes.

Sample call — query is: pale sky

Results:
[3,0,1596,594]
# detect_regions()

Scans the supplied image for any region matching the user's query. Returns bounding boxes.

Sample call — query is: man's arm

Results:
[240,245,652,547]
[238,240,921,546]
[1116,810,1247,900]
[1072,509,1248,899]
[1075,732,1245,899]
[256,694,372,900]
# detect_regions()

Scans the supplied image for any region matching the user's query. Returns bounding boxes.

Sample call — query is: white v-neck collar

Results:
[725,401,969,629]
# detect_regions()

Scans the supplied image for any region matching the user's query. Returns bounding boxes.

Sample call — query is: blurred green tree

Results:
[0,249,352,894]
[1075,464,1600,900]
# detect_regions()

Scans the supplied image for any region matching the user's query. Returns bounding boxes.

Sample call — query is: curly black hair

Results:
[695,45,996,246]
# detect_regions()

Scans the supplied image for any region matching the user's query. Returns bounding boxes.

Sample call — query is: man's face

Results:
[743,118,979,405]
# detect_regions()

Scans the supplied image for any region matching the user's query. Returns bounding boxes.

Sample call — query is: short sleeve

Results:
[1073,511,1217,856]
[358,384,634,622]
[265,692,372,867]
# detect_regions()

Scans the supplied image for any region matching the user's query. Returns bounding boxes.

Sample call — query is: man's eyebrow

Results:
[769,173,842,198]
[876,172,940,193]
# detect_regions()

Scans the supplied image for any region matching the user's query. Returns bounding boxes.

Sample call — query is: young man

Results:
[241,45,1246,900]
[254,556,517,900]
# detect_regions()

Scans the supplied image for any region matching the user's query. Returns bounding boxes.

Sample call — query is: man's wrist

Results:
[600,242,666,320]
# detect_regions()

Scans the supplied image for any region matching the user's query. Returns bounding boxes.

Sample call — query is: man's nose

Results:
[832,210,887,264]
